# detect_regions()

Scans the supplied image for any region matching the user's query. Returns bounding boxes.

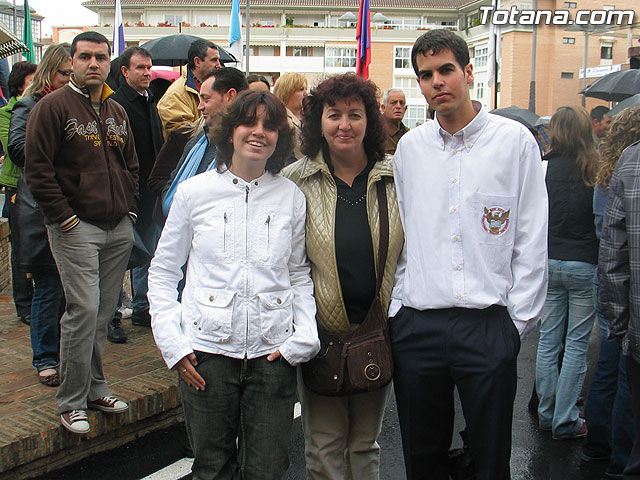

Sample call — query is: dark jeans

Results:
[5,186,33,317]
[180,352,297,480]
[391,305,519,480]
[625,357,640,479]
[583,312,634,473]
[30,271,64,371]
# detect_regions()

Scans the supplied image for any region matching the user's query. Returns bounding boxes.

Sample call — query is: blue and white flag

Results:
[228,0,243,65]
[113,0,125,59]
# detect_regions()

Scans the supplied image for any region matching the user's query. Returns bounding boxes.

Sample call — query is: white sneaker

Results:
[118,306,133,319]
[61,409,90,435]
[88,396,129,413]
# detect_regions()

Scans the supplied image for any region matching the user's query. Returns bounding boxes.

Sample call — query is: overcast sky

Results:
[28,0,99,37]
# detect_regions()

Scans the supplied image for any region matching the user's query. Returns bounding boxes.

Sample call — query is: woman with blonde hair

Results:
[274,72,307,162]
[582,106,640,477]
[536,105,600,439]
[7,42,71,387]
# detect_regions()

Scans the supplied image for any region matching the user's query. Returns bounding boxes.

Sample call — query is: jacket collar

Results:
[69,77,114,102]
[118,81,153,103]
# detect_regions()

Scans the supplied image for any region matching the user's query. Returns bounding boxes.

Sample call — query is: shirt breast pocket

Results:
[472,193,516,246]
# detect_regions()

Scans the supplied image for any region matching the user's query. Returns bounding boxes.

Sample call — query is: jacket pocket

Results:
[256,207,292,266]
[74,171,111,217]
[192,288,235,342]
[257,290,294,344]
[193,203,235,264]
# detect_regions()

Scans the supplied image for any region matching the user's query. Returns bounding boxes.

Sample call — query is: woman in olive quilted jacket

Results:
[282,73,404,480]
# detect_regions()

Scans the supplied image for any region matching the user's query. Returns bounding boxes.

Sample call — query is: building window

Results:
[475,47,488,68]
[601,45,613,60]
[196,14,218,26]
[405,105,427,129]
[164,14,184,25]
[563,37,576,44]
[325,47,356,68]
[561,72,574,79]
[564,1,577,7]
[293,47,309,57]
[393,76,423,100]
[394,47,411,69]
[476,82,485,99]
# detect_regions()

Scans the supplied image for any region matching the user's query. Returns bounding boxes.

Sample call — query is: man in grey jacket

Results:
[599,139,640,478]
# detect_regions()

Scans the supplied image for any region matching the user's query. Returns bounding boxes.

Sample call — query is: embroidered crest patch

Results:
[482,206,510,236]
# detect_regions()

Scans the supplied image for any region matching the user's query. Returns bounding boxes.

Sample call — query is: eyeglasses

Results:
[56,69,72,77]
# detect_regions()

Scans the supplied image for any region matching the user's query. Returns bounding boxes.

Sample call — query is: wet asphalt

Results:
[37,324,612,480]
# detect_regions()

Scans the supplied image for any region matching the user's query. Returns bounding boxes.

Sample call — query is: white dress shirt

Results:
[390,107,548,337]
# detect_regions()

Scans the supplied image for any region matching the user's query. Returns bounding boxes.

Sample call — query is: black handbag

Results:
[302,180,393,396]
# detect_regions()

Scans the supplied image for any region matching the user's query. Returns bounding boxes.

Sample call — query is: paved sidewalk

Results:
[0,296,182,480]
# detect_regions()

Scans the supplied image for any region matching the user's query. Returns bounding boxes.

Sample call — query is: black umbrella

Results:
[609,93,640,117]
[490,106,540,129]
[140,34,237,67]
[580,69,640,102]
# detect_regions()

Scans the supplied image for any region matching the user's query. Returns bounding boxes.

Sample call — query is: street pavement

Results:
[30,318,615,480]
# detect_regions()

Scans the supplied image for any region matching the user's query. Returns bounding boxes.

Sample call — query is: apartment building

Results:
[75,0,638,122]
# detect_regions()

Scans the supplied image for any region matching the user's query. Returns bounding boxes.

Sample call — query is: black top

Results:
[111,82,164,190]
[329,158,376,324]
[544,150,598,264]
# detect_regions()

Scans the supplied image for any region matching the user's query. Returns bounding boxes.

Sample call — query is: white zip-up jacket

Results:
[148,168,320,369]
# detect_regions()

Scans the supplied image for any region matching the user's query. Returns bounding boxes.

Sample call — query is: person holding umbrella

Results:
[157,39,221,134]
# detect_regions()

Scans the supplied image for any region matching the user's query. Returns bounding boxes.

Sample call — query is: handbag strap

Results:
[374,179,389,296]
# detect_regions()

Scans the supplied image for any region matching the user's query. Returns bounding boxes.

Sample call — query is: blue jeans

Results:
[180,352,297,480]
[536,259,596,438]
[30,271,64,371]
[131,224,159,312]
[583,280,634,473]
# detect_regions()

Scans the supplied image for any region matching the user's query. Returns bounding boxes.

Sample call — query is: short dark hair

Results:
[301,73,385,164]
[187,39,219,71]
[8,61,37,97]
[210,90,293,174]
[120,46,152,69]
[411,29,470,75]
[247,74,270,90]
[590,105,611,121]
[70,31,111,58]
[202,67,249,95]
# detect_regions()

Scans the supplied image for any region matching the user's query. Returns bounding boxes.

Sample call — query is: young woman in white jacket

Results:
[148,90,320,480]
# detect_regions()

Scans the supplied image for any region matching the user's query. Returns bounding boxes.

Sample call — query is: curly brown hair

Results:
[210,90,293,174]
[300,73,385,163]
[597,106,640,188]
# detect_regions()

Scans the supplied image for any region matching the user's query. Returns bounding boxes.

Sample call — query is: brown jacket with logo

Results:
[25,83,139,231]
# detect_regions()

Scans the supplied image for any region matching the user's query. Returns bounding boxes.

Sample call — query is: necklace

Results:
[337,193,366,206]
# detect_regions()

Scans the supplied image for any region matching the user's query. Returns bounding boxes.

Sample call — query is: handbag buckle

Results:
[364,362,381,381]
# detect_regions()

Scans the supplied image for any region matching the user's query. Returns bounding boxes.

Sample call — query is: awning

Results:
[0,21,29,60]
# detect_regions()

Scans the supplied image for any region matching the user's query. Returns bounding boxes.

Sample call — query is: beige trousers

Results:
[298,368,391,480]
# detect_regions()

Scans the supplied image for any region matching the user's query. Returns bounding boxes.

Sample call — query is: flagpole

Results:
[245,0,250,74]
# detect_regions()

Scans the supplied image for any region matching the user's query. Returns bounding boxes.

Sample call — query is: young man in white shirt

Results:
[390,29,548,480]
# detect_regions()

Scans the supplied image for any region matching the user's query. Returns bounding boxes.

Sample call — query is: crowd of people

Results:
[1,26,640,480]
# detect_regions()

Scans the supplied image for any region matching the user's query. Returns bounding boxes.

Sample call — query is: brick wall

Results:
[0,219,11,297]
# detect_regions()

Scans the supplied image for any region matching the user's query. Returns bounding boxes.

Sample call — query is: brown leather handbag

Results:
[302,180,393,396]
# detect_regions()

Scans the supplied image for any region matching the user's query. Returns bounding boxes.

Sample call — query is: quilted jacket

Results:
[282,152,404,333]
